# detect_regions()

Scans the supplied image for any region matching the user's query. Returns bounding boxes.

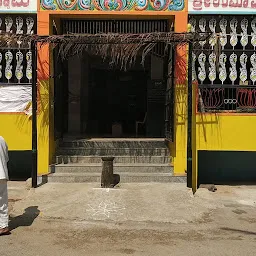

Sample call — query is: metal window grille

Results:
[62,19,170,34]
[61,19,171,57]
[189,15,256,113]
[0,15,37,86]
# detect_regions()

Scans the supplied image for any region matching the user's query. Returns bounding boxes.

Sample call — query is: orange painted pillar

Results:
[171,12,189,175]
[36,12,53,175]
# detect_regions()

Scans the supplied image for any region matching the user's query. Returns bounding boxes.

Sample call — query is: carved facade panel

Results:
[40,0,185,11]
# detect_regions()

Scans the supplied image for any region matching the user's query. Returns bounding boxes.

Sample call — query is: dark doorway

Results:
[87,68,148,137]
[54,52,169,138]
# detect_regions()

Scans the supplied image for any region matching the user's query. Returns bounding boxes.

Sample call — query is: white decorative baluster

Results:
[26,50,32,82]
[5,16,13,33]
[0,53,2,79]
[219,18,227,50]
[190,18,197,82]
[199,18,206,48]
[192,52,197,82]
[229,53,238,85]
[5,51,13,82]
[240,18,248,50]
[189,18,196,33]
[251,18,256,50]
[239,53,248,84]
[230,18,238,50]
[15,41,23,82]
[250,53,256,85]
[208,52,216,84]
[198,52,206,84]
[219,53,227,84]
[16,17,24,35]
[16,52,24,82]
[209,19,217,49]
[26,17,34,35]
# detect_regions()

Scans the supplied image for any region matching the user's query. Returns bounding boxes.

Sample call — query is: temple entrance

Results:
[53,19,174,139]
[34,17,204,187]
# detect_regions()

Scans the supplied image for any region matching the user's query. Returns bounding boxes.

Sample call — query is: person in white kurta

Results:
[0,136,9,235]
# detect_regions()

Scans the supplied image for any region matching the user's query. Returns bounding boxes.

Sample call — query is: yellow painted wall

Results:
[0,80,52,176]
[174,83,256,186]
[191,113,256,192]
[37,12,54,175]
[0,114,31,150]
[37,79,52,175]
[171,82,188,174]
[169,14,188,175]
[196,114,256,151]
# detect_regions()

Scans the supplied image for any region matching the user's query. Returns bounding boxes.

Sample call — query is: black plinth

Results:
[101,157,115,188]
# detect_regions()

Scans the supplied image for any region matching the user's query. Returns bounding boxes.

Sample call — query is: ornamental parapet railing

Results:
[197,84,256,113]
[0,14,36,86]
[189,16,256,113]
[0,14,36,114]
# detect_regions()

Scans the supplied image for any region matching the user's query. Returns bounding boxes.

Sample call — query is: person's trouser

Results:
[0,179,8,228]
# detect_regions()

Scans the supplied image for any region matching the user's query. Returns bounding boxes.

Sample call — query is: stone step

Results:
[59,139,168,149]
[55,155,170,164]
[57,147,169,156]
[51,164,173,174]
[47,172,186,183]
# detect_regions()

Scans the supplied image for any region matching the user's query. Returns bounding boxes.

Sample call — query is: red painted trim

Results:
[195,83,256,117]
[196,113,256,116]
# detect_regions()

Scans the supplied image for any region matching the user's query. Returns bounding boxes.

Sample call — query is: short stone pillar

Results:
[101,157,115,188]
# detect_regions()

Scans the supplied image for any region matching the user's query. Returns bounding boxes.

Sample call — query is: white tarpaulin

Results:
[0,86,32,113]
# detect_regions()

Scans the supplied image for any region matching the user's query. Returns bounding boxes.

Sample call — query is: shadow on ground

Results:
[221,227,256,236]
[9,206,40,231]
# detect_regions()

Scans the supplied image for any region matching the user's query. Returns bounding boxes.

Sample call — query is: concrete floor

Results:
[3,182,256,256]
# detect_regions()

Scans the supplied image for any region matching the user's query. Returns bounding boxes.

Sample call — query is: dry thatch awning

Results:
[0,32,209,68]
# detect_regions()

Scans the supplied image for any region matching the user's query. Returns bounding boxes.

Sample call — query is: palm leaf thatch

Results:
[0,32,209,69]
